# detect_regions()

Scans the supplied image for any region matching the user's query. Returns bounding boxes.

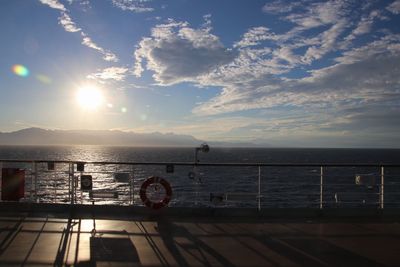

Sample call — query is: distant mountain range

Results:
[0,128,261,147]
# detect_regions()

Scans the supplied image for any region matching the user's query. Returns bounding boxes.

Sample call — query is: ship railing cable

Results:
[0,160,400,209]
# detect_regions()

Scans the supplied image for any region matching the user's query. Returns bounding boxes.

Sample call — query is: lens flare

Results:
[36,74,52,84]
[12,64,29,77]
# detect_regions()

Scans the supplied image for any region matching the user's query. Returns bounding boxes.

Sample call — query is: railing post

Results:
[130,165,134,205]
[54,175,57,203]
[258,165,261,212]
[194,165,199,206]
[68,163,71,203]
[29,163,34,202]
[380,166,384,209]
[69,163,75,205]
[0,161,2,201]
[320,166,324,209]
[33,162,38,202]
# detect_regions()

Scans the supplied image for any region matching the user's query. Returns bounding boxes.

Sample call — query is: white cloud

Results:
[129,111,388,146]
[262,1,303,14]
[193,34,400,116]
[273,46,300,65]
[39,0,66,11]
[66,0,91,10]
[235,1,353,67]
[387,0,400,14]
[40,0,80,33]
[87,67,129,81]
[352,18,373,35]
[202,14,212,31]
[142,2,360,85]
[128,3,400,145]
[103,53,119,62]
[39,0,119,62]
[343,10,386,45]
[81,35,104,52]
[234,27,278,48]
[284,0,349,29]
[81,33,118,62]
[335,34,400,64]
[134,20,236,85]
[111,0,154,12]
[301,19,347,64]
[58,12,81,32]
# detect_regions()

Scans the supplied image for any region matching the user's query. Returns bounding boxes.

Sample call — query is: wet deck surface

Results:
[0,213,400,266]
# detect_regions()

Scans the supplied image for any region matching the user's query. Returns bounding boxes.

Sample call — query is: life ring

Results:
[140,176,172,209]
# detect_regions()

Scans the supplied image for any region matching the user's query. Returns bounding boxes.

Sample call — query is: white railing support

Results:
[380,166,384,209]
[320,166,324,209]
[69,163,75,205]
[33,162,38,202]
[130,165,134,205]
[69,163,71,203]
[258,165,261,211]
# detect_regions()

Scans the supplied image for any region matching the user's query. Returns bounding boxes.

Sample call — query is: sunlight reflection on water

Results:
[0,146,400,208]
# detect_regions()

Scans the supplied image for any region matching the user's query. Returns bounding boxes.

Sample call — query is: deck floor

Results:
[0,213,399,266]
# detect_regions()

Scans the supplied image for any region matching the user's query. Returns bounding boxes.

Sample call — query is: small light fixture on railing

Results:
[194,143,210,163]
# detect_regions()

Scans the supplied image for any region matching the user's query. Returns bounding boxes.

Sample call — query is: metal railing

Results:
[1,159,400,209]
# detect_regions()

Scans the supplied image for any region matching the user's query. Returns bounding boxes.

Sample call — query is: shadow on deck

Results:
[0,207,399,266]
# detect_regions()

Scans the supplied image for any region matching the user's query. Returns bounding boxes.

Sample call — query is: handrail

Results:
[1,159,400,209]
[1,159,400,167]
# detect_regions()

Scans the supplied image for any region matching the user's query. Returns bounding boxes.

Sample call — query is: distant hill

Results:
[0,128,261,147]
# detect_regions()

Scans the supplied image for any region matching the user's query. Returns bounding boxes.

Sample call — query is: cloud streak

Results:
[39,0,118,62]
[111,0,154,12]
[87,67,129,81]
[39,0,66,11]
[58,12,81,32]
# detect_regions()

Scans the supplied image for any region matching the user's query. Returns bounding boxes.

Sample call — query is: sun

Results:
[76,85,104,111]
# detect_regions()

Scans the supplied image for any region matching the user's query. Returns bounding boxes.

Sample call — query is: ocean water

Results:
[0,146,399,208]
[1,145,400,163]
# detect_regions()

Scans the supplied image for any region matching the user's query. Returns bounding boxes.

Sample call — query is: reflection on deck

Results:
[0,211,399,266]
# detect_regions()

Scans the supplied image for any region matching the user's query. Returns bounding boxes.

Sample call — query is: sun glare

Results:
[76,85,104,111]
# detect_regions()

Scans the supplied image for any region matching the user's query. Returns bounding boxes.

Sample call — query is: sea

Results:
[0,145,399,208]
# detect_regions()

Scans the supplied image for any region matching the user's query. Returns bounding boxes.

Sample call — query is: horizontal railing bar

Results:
[2,159,400,209]
[1,159,400,168]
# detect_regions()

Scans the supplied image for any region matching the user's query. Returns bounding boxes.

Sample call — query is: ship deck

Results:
[0,205,400,266]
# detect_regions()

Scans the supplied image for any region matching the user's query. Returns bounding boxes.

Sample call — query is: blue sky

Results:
[1,0,400,147]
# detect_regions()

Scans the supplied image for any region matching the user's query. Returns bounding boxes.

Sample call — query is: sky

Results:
[1,0,400,147]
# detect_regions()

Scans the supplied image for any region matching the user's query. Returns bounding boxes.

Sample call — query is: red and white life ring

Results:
[140,176,172,209]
